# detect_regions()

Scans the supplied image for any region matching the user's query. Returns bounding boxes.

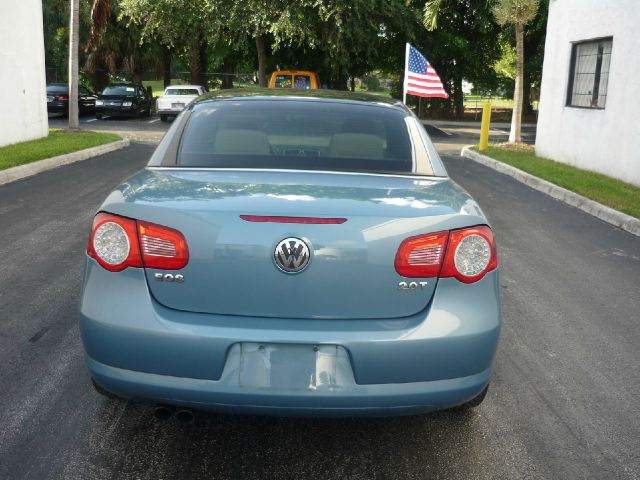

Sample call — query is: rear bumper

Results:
[47,102,67,113]
[157,109,182,116]
[95,106,138,117]
[80,260,501,416]
[89,356,492,416]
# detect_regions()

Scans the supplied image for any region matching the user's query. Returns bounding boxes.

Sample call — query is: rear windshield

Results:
[47,85,67,93]
[165,88,200,96]
[102,85,136,96]
[177,100,433,175]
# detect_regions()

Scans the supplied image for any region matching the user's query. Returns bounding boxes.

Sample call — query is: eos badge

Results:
[154,273,184,283]
[398,281,428,290]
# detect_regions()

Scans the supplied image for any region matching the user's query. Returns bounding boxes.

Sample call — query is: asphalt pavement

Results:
[0,131,638,479]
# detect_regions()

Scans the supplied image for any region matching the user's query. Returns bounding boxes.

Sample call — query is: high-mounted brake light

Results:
[240,215,347,224]
[87,213,189,271]
[395,225,497,283]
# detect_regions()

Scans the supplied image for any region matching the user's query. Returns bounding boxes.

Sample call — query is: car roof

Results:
[271,70,317,76]
[165,85,203,89]
[192,88,404,110]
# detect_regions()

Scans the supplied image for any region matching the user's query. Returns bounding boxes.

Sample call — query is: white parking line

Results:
[85,118,98,123]
[147,118,160,124]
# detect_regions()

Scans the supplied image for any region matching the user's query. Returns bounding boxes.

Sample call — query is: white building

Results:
[535,0,640,187]
[0,0,48,147]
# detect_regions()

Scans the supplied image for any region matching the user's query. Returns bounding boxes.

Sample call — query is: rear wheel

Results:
[160,114,168,122]
[95,113,103,119]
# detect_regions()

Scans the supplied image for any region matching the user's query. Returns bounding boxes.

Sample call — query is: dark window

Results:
[46,85,67,93]
[165,88,201,96]
[274,75,293,88]
[567,38,612,108]
[294,75,311,89]
[176,100,428,175]
[102,85,136,96]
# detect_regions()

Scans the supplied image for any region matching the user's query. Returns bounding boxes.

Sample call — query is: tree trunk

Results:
[256,35,267,87]
[94,69,109,92]
[68,0,79,129]
[453,75,464,119]
[189,36,207,86]
[221,59,234,89]
[163,47,171,89]
[510,22,525,143]
[130,66,142,85]
[523,79,532,115]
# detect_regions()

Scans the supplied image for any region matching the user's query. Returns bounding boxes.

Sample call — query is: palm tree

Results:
[68,0,79,129]
[492,0,539,143]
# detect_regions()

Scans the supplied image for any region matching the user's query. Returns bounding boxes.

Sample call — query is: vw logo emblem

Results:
[274,237,310,273]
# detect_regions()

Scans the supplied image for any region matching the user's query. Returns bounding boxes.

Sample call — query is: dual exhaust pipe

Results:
[154,405,194,423]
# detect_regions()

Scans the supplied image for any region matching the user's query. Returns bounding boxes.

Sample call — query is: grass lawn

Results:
[0,129,121,171]
[476,144,640,219]
[464,96,540,111]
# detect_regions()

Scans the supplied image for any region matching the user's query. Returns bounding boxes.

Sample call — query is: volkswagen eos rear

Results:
[79,90,501,416]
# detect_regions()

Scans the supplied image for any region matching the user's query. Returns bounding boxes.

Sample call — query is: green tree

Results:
[422,0,501,118]
[492,0,539,143]
[118,0,215,86]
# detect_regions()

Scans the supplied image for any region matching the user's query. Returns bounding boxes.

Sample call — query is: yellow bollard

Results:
[479,102,491,151]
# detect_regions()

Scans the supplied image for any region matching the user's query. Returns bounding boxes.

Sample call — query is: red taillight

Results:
[87,213,188,271]
[138,220,189,270]
[440,226,497,283]
[87,213,142,272]
[394,231,449,278]
[57,95,68,101]
[395,226,497,283]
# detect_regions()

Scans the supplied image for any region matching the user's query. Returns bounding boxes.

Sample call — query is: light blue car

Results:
[80,89,501,417]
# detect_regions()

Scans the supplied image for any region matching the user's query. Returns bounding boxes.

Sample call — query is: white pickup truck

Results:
[156,85,205,121]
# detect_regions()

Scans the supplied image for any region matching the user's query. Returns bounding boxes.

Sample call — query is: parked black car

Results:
[95,84,152,119]
[46,83,97,115]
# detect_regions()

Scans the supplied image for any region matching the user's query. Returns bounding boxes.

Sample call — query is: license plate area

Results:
[236,343,346,391]
[171,102,185,110]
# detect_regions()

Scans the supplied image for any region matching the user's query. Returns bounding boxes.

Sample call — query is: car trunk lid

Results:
[102,169,486,319]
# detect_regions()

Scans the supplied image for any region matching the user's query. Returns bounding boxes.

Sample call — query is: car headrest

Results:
[330,133,384,160]
[213,129,270,155]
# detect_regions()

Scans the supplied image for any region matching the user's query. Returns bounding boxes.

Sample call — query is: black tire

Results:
[457,384,489,410]
[95,113,103,120]
[160,114,168,122]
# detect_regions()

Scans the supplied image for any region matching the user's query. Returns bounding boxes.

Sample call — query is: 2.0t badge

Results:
[274,237,310,273]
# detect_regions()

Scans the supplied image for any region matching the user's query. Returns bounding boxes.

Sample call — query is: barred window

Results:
[567,38,612,108]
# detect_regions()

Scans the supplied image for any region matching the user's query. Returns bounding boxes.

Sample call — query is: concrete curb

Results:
[0,137,130,187]
[461,146,640,238]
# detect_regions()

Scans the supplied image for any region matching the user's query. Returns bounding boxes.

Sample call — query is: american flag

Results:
[404,44,449,100]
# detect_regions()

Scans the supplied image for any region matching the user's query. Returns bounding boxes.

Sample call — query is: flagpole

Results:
[403,42,410,105]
